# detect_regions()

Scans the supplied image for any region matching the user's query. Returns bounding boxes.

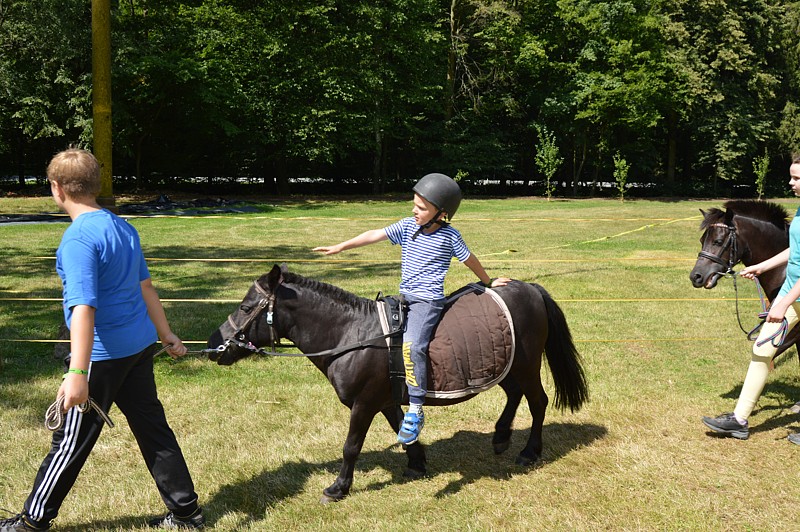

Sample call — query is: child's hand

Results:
[161,332,187,359]
[490,277,512,288]
[313,245,340,255]
[58,375,89,411]
[766,300,790,323]
[739,265,761,280]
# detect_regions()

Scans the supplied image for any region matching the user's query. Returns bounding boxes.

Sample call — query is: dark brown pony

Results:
[689,199,798,355]
[207,264,588,503]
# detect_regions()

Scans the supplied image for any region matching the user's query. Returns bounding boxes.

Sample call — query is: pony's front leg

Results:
[320,403,376,504]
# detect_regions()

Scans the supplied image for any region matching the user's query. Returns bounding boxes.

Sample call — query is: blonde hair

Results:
[46,148,101,198]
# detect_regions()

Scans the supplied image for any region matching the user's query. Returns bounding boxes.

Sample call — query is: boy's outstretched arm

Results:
[463,253,512,288]
[313,229,388,255]
[141,278,187,358]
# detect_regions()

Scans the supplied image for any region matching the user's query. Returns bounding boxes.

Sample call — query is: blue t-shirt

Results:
[56,209,157,360]
[780,206,800,300]
[384,217,471,300]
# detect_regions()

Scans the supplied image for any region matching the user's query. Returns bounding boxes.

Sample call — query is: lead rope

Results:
[43,344,180,432]
[740,276,789,348]
[45,395,115,431]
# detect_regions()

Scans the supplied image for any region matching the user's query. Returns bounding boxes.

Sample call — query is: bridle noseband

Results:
[698,222,739,275]
[223,279,280,354]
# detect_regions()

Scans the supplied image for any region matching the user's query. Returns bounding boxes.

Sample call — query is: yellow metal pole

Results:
[92,0,115,209]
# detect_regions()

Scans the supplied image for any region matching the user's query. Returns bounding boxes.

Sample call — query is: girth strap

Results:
[377,294,406,406]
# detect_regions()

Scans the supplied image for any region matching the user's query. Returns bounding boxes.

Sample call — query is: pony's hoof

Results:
[320,487,347,504]
[514,452,540,467]
[493,440,510,455]
[403,467,426,480]
[319,494,339,504]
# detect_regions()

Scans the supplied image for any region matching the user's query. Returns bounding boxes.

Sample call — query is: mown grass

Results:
[2,195,800,530]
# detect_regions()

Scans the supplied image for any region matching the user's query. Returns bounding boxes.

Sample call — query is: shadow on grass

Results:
[187,422,608,527]
[714,375,800,437]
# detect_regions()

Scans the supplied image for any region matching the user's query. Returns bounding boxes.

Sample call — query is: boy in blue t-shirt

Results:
[314,173,510,445]
[0,149,203,531]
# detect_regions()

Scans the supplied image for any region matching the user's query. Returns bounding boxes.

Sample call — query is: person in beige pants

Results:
[703,157,800,443]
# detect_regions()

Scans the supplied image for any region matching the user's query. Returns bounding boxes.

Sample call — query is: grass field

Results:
[2,195,800,531]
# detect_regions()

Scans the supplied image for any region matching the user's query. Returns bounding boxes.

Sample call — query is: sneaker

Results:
[0,514,48,532]
[397,411,424,445]
[702,412,749,440]
[148,509,205,529]
[788,433,800,445]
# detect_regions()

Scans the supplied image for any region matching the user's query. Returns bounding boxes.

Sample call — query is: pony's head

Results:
[207,264,286,365]
[690,207,737,289]
[689,200,788,289]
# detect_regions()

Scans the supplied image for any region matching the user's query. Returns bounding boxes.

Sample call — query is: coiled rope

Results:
[44,395,115,432]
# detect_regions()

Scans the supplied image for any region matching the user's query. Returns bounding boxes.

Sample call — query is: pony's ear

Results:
[724,209,735,224]
[699,209,706,217]
[267,264,283,290]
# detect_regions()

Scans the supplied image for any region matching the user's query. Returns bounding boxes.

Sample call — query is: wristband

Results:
[65,368,89,375]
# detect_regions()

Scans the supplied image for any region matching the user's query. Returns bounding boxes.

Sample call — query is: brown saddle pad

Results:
[425,286,515,399]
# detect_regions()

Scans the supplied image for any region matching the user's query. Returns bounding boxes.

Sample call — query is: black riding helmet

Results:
[412,173,462,220]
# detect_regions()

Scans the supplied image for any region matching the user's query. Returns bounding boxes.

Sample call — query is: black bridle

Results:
[225,279,280,353]
[697,222,739,276]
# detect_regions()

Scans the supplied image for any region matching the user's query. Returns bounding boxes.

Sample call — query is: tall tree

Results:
[0,0,93,181]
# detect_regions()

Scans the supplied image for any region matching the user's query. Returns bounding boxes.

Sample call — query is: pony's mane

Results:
[702,200,788,230]
[281,270,375,314]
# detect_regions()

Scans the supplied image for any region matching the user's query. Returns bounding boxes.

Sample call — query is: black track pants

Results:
[23,344,198,526]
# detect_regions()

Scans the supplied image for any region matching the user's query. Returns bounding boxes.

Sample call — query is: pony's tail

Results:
[532,283,589,412]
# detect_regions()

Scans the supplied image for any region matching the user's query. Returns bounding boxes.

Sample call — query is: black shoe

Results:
[702,412,749,440]
[148,509,205,529]
[788,433,800,445]
[0,514,49,532]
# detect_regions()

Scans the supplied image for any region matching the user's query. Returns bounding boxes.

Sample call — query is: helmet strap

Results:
[411,209,449,240]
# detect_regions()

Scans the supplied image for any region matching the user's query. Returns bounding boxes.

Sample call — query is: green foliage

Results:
[753,148,770,200]
[613,151,630,202]
[534,123,563,200]
[0,0,797,197]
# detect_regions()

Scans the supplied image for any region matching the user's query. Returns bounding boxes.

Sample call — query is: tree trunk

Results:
[572,139,586,196]
[16,130,25,186]
[372,112,384,194]
[445,0,457,120]
[275,158,290,196]
[666,111,677,193]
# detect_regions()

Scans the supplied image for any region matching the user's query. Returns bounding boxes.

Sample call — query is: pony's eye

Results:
[240,305,252,313]
[713,239,724,246]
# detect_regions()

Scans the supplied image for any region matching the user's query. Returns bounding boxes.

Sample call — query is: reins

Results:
[700,222,788,348]
[220,279,402,359]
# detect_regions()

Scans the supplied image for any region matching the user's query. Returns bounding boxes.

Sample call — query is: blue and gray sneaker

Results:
[397,411,424,445]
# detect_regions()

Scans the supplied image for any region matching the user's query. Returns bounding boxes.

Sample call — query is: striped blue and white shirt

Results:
[384,217,471,300]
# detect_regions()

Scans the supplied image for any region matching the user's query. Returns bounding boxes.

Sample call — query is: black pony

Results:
[689,199,798,355]
[207,264,588,502]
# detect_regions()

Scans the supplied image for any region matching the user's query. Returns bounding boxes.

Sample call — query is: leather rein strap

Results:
[220,280,401,358]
